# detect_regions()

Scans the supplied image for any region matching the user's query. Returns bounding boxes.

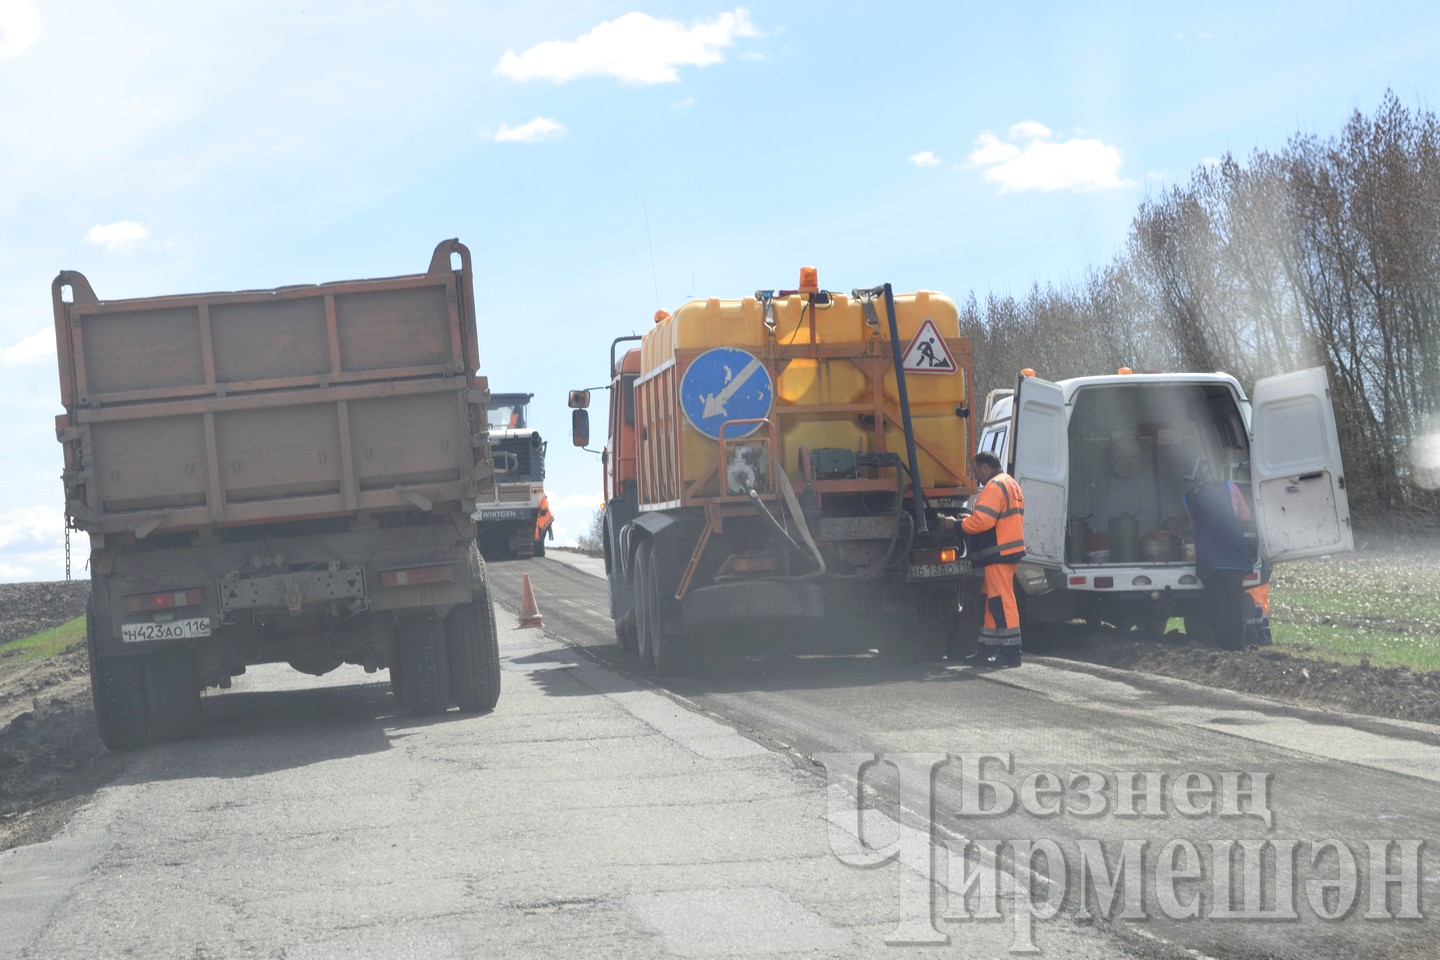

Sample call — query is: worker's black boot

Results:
[963,643,996,664]
[994,647,1022,669]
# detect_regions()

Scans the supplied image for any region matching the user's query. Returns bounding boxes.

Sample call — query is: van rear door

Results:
[1011,375,1067,566]
[1250,367,1353,561]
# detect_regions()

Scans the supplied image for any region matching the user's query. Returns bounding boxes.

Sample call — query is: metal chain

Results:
[65,519,71,582]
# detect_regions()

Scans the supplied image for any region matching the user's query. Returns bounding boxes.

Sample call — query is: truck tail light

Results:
[1094,576,1114,589]
[910,548,957,566]
[380,564,457,588]
[125,589,204,613]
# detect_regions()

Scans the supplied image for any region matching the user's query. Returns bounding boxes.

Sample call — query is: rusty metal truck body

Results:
[53,240,501,749]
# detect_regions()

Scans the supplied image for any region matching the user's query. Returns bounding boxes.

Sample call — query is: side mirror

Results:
[568,389,591,410]
[571,409,590,447]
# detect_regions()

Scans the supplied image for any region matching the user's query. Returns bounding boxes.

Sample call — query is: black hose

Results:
[746,487,823,573]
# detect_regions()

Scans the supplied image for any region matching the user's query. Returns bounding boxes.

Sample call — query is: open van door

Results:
[1250,367,1353,561]
[1011,375,1067,566]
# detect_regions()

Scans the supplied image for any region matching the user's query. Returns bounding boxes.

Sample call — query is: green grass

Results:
[0,617,86,674]
[1265,549,1440,672]
[1133,549,1440,673]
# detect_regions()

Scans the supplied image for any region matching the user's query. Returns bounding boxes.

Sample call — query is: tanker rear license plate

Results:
[121,618,212,643]
[908,559,970,580]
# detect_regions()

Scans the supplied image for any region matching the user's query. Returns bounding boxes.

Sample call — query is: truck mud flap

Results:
[682,580,824,628]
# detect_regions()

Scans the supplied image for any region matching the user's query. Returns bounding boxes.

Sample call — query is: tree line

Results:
[959,91,1440,538]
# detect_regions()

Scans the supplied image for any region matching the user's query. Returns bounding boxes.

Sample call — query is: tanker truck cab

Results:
[980,367,1352,636]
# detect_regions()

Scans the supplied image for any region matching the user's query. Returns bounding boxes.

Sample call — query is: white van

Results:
[977,367,1352,639]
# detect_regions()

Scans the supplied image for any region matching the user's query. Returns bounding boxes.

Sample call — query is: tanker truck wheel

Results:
[397,612,449,716]
[88,600,150,751]
[633,541,656,669]
[614,609,638,653]
[446,578,502,713]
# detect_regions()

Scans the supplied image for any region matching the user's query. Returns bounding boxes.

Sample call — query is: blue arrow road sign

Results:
[680,347,774,439]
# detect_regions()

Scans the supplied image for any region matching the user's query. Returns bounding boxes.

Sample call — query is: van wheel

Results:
[398,613,449,716]
[447,578,502,714]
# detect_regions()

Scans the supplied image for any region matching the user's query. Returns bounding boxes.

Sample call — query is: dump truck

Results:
[475,392,554,559]
[569,271,984,671]
[53,239,502,750]
[976,367,1353,641]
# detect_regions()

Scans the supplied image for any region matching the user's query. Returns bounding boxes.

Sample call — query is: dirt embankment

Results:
[0,581,120,851]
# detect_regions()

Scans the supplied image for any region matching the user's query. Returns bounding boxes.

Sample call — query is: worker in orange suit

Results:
[941,451,1026,667]
[534,495,554,546]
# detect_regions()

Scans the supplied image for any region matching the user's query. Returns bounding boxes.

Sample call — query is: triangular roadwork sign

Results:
[900,318,957,374]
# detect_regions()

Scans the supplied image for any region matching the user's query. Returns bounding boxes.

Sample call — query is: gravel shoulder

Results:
[4,567,1440,853]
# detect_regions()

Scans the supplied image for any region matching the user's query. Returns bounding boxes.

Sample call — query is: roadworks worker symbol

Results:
[680,347,774,439]
[900,318,957,374]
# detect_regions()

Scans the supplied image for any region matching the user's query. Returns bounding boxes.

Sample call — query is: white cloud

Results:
[0,0,42,59]
[673,97,696,111]
[551,492,605,513]
[494,117,566,143]
[1,327,53,367]
[966,123,1135,193]
[1008,121,1053,141]
[909,150,941,168]
[86,220,150,252]
[495,9,759,85]
[0,504,63,549]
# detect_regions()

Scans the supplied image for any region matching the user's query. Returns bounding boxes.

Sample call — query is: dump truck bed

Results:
[52,239,492,538]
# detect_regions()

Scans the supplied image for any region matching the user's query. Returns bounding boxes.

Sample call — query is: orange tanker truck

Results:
[569,269,985,672]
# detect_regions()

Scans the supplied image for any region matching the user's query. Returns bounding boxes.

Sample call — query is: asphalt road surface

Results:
[2,552,1436,959]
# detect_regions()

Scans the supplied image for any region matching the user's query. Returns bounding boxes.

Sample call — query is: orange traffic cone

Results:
[518,573,544,629]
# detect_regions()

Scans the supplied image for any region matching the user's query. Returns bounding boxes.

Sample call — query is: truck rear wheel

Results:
[398,613,449,716]
[447,578,502,713]
[87,599,149,751]
[144,646,202,743]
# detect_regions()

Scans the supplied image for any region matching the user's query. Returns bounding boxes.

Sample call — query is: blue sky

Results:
[1,1,1436,582]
